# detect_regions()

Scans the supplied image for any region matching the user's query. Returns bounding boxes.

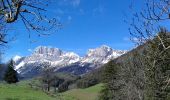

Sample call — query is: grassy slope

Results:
[0,81,56,100]
[60,84,103,100]
[0,81,103,100]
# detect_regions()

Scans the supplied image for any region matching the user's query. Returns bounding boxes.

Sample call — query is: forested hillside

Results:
[100,32,170,100]
[78,32,170,100]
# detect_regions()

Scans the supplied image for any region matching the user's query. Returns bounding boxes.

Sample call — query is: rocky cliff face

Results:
[82,45,125,64]
[13,45,126,78]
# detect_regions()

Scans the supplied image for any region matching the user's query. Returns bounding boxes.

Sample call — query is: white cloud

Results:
[28,49,32,52]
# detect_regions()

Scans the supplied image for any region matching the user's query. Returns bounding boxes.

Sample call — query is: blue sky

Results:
[3,0,144,62]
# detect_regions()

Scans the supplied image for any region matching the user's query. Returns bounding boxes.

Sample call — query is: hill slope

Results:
[0,81,103,100]
[0,82,56,100]
[60,84,103,100]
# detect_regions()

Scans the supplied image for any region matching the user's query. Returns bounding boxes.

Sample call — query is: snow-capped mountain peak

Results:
[13,55,22,62]
[81,45,126,64]
[87,45,113,57]
[13,45,126,78]
[34,46,62,56]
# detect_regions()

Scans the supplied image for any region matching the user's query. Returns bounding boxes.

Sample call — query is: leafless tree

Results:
[0,23,7,45]
[129,0,169,42]
[0,0,62,63]
[0,0,62,45]
[40,62,55,92]
[128,0,170,99]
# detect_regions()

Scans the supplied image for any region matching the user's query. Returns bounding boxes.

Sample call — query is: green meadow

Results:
[0,81,103,100]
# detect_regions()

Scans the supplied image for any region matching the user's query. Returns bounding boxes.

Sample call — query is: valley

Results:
[0,0,169,99]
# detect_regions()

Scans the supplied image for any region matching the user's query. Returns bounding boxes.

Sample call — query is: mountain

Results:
[13,45,126,79]
[81,45,125,64]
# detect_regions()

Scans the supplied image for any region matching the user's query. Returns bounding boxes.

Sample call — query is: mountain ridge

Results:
[13,45,127,78]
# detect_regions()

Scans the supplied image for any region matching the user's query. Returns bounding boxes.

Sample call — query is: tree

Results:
[58,81,69,92]
[128,0,170,99]
[0,0,61,73]
[0,0,61,45]
[40,62,55,92]
[4,60,18,83]
[99,61,125,100]
[100,32,170,100]
[51,76,64,93]
[142,31,170,100]
[100,1,170,99]
[99,61,118,100]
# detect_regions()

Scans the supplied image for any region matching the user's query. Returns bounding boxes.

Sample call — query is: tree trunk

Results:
[47,84,50,91]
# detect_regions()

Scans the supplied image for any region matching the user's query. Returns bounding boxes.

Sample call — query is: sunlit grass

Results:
[0,80,103,100]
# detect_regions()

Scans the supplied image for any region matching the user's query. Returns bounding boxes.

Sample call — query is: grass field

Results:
[60,84,103,100]
[0,81,56,100]
[0,81,103,100]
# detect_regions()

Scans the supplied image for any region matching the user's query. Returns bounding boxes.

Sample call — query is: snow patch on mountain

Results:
[81,45,126,64]
[13,45,127,77]
[13,55,22,62]
[15,61,25,72]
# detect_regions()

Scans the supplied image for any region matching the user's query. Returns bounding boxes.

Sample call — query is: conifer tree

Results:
[4,60,18,84]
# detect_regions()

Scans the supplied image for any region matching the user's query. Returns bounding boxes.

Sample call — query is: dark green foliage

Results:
[55,73,80,92]
[0,64,7,80]
[51,78,65,88]
[77,78,99,88]
[102,61,119,83]
[99,86,112,100]
[99,61,120,100]
[57,73,80,92]
[40,64,55,92]
[40,71,80,93]
[76,67,104,88]
[99,31,170,100]
[58,81,69,92]
[4,60,19,84]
